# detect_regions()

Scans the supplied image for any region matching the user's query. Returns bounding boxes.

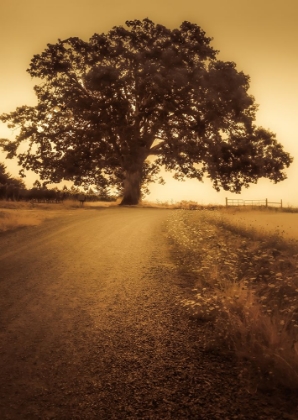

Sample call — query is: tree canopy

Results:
[0,19,292,204]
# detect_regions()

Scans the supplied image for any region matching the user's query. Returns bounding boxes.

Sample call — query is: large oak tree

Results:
[0,19,292,204]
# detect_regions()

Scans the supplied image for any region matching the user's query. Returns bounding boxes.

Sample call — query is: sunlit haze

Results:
[1,0,297,205]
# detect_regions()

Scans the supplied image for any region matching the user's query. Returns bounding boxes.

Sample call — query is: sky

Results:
[0,0,297,206]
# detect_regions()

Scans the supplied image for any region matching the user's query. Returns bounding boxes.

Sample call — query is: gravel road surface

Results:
[0,207,296,419]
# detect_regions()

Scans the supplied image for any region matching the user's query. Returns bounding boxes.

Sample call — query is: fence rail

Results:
[225,198,282,208]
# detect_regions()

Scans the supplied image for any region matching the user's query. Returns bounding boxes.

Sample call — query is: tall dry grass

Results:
[0,199,117,232]
[0,209,42,231]
[166,208,298,390]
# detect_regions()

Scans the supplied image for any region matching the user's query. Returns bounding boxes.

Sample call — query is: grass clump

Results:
[0,209,42,232]
[166,210,298,390]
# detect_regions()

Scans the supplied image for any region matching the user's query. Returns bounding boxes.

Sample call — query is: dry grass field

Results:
[220,208,298,242]
[0,200,117,232]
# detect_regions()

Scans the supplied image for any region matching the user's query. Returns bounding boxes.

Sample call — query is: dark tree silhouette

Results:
[0,163,11,186]
[0,19,292,204]
[0,162,25,200]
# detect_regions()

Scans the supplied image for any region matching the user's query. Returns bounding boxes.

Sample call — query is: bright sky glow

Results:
[0,0,297,205]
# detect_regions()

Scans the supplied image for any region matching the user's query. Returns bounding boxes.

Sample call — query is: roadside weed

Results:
[167,210,298,389]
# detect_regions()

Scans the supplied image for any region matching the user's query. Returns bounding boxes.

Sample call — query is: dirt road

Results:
[0,208,295,419]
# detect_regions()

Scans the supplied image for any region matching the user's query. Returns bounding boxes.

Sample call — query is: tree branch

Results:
[149,141,166,155]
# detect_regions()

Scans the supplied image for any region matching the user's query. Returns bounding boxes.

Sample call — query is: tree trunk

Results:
[120,168,142,205]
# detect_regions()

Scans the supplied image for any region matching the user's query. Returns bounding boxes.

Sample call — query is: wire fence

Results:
[225,198,283,208]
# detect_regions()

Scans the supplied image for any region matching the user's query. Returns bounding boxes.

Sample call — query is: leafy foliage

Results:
[0,19,293,204]
[0,162,25,189]
[0,162,25,200]
[0,163,11,185]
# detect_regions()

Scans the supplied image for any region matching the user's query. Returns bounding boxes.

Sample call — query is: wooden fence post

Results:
[281,199,283,208]
[226,197,228,207]
[265,198,268,208]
